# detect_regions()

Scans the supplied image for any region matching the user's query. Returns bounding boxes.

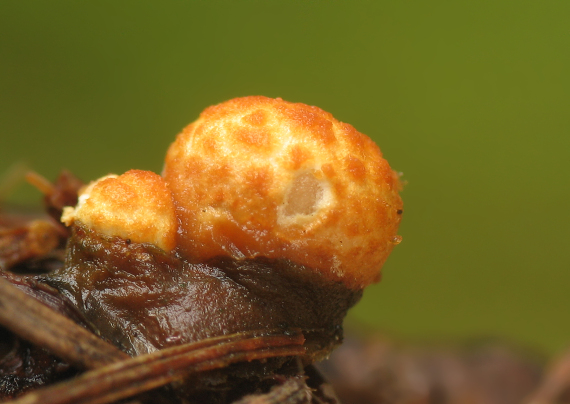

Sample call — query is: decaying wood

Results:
[0,263,310,403]
[25,170,83,225]
[0,170,81,272]
[0,219,63,270]
[3,331,305,404]
[0,275,128,369]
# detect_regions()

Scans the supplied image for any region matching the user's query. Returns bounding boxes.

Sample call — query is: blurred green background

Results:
[1,1,569,356]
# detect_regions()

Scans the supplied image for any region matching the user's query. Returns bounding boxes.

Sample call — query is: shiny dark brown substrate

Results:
[46,224,362,364]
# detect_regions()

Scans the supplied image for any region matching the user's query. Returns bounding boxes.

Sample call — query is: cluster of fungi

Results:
[0,96,403,403]
[3,96,563,404]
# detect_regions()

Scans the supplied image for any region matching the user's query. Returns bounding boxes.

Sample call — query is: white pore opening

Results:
[279,171,332,225]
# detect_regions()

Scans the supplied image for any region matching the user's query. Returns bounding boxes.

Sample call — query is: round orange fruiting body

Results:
[163,96,403,289]
[61,170,177,252]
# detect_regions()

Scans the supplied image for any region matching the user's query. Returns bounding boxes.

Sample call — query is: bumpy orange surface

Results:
[163,96,403,289]
[62,170,177,252]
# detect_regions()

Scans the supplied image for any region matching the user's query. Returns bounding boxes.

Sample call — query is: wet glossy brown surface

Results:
[47,225,362,360]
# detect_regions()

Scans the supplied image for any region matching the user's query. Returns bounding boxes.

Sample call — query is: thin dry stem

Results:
[24,171,55,197]
[5,331,306,404]
[0,275,128,369]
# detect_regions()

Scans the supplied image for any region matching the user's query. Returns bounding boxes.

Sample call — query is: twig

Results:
[5,330,306,404]
[0,274,307,403]
[24,171,55,197]
[0,275,128,369]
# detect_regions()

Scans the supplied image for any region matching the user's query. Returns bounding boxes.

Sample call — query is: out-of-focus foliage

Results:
[1,1,569,356]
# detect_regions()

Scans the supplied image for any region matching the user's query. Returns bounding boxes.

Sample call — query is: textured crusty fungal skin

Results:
[61,170,177,252]
[49,96,403,387]
[55,96,403,336]
[163,96,403,289]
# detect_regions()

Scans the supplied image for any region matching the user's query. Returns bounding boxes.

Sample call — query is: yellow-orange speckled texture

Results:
[71,170,177,252]
[163,96,403,289]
